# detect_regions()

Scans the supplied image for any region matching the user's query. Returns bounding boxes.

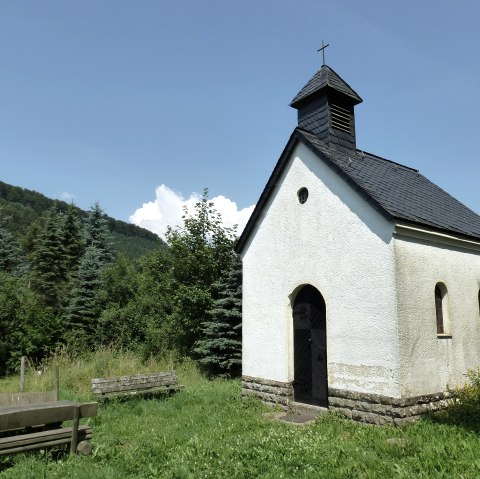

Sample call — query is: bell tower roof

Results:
[290,65,362,108]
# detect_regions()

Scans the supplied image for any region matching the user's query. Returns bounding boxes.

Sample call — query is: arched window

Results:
[435,283,449,335]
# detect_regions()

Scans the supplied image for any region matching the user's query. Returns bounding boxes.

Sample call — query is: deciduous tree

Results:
[0,271,56,373]
[164,189,237,354]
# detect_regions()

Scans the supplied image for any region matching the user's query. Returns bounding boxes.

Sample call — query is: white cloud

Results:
[129,184,255,241]
[59,191,76,201]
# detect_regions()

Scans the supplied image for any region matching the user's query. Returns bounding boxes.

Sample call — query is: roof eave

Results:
[290,85,363,109]
[393,219,480,245]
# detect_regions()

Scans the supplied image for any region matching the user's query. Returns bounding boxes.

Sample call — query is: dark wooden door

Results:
[293,285,327,406]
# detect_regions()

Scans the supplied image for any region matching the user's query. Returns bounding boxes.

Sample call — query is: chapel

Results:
[235,62,480,424]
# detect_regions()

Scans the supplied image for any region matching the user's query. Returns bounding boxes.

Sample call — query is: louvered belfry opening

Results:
[290,65,362,153]
[331,103,351,133]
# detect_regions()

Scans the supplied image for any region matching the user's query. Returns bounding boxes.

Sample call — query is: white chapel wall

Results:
[394,234,480,396]
[241,142,401,397]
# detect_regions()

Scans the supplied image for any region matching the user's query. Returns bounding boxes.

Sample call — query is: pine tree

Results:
[30,210,67,311]
[63,245,104,345]
[84,203,114,264]
[194,254,242,377]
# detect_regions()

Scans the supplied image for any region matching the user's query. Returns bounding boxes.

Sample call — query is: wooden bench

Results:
[0,400,98,455]
[92,371,183,400]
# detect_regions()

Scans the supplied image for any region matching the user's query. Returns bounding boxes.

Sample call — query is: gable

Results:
[239,140,395,259]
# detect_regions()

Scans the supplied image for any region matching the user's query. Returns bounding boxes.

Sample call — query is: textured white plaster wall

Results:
[241,143,401,397]
[395,235,480,396]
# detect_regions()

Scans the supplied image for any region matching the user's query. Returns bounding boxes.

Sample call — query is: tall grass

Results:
[0,347,203,400]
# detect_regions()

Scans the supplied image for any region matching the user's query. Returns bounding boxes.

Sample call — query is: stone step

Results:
[290,401,329,415]
[265,402,328,426]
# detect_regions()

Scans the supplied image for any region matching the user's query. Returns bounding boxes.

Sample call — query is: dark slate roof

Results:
[290,65,363,108]
[236,129,480,253]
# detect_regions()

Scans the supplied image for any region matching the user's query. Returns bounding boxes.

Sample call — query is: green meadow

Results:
[1,350,479,479]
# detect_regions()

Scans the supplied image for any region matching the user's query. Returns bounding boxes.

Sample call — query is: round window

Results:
[297,187,309,204]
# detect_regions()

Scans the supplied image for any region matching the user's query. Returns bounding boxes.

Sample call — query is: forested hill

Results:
[0,180,165,259]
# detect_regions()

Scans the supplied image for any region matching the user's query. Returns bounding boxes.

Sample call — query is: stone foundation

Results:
[328,388,451,426]
[242,376,451,425]
[242,376,293,407]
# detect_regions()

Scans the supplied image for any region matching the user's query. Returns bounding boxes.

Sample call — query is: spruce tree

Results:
[61,204,84,272]
[0,217,25,275]
[22,216,45,258]
[30,210,67,311]
[63,245,104,345]
[63,203,114,346]
[194,254,242,377]
[84,202,114,263]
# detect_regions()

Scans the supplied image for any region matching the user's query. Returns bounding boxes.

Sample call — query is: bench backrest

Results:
[0,391,58,407]
[0,401,98,432]
[0,365,60,407]
[92,371,178,395]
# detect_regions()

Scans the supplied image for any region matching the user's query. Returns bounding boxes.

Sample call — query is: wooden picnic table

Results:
[0,400,98,455]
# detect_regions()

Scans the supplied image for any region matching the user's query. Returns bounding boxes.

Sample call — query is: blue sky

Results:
[1,1,479,236]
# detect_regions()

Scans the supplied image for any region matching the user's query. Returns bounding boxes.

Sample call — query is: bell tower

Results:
[290,65,362,152]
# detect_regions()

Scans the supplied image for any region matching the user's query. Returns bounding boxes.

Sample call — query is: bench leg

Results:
[70,404,80,455]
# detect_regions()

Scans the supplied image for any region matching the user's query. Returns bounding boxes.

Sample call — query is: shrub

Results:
[443,367,480,427]
[451,368,480,406]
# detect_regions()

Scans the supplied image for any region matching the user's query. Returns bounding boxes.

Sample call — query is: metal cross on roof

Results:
[317,41,330,66]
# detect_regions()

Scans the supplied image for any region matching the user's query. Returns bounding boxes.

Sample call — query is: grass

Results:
[1,351,480,478]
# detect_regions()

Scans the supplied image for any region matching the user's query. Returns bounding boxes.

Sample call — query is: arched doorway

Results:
[292,285,328,407]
